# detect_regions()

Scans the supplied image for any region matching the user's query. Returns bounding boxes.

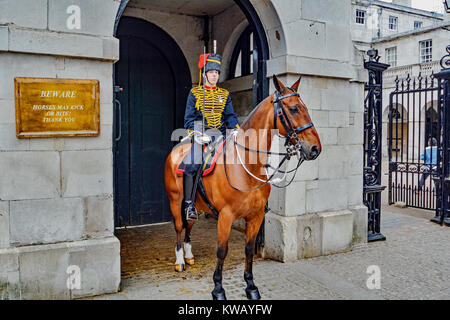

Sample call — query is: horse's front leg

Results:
[184,221,195,266]
[211,214,233,300]
[244,214,264,300]
[171,200,185,272]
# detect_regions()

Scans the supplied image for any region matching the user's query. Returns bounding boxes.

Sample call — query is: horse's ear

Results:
[291,76,302,92]
[272,74,285,93]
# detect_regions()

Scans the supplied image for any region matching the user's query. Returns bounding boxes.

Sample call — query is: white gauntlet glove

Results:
[194,132,212,145]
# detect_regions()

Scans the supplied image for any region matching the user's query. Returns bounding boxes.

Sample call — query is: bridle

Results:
[272,90,314,157]
[223,89,315,191]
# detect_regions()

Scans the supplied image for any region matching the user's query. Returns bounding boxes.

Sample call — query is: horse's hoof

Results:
[245,287,261,300]
[185,258,195,266]
[174,264,185,272]
[211,289,227,300]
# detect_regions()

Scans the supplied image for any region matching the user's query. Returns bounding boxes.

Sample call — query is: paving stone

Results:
[84,207,450,300]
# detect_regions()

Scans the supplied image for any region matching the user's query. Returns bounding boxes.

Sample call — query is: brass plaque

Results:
[15,77,100,138]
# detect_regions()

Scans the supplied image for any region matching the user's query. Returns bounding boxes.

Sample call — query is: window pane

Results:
[356,10,365,24]
[235,51,242,77]
[419,40,432,63]
[389,16,397,30]
[228,26,255,79]
[386,47,397,67]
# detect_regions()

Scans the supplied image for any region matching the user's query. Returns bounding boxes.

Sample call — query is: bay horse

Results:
[164,75,321,300]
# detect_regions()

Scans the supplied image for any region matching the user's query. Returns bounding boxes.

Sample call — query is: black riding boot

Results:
[183,172,198,221]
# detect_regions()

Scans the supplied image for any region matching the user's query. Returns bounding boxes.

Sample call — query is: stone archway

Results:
[382,103,408,159]
[114,0,286,95]
[114,17,192,227]
[422,100,439,148]
[111,0,281,282]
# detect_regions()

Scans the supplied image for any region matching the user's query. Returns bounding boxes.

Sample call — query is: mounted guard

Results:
[165,71,322,300]
[182,51,240,221]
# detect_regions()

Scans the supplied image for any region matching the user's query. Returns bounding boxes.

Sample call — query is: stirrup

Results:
[187,210,199,221]
[186,204,199,221]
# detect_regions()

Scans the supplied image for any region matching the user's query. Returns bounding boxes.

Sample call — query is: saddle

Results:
[175,138,226,177]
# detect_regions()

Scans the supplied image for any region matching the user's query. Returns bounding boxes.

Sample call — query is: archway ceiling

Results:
[129,0,235,16]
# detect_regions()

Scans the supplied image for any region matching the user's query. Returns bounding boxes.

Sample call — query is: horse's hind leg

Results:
[243,214,264,300]
[211,213,233,300]
[184,222,195,266]
[171,200,185,272]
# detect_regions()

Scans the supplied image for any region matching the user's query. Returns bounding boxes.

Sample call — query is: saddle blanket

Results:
[175,140,225,177]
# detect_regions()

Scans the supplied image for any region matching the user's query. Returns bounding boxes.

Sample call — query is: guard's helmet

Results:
[198,53,222,74]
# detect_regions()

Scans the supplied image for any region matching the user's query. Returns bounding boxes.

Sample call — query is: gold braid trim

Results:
[191,87,229,129]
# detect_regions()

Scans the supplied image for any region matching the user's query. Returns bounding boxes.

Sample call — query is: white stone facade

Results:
[0,0,368,298]
[0,0,121,299]
[375,25,449,159]
[351,0,444,52]
[259,0,367,261]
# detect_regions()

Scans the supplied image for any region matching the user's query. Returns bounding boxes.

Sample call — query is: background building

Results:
[352,0,446,53]
[349,0,450,208]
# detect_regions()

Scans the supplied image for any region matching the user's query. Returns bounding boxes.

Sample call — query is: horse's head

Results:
[272,75,322,160]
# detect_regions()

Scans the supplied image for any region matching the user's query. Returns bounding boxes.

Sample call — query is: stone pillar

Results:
[0,0,121,299]
[261,0,368,262]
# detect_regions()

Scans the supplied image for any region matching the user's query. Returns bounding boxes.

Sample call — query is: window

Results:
[356,9,365,24]
[385,47,397,67]
[389,16,398,30]
[229,26,255,79]
[419,39,432,63]
[414,21,423,29]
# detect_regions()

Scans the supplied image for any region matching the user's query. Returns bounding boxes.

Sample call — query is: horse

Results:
[164,75,322,300]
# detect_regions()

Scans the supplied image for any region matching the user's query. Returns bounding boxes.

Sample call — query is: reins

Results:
[223,89,314,191]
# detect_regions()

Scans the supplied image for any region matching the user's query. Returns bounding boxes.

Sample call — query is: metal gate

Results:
[433,48,450,226]
[388,73,441,210]
[388,46,450,226]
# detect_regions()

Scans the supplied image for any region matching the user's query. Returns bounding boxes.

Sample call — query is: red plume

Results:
[198,53,210,69]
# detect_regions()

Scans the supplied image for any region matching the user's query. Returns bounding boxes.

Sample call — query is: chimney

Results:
[392,0,412,7]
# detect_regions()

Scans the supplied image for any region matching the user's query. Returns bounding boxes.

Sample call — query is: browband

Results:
[273,91,314,137]
[272,92,299,103]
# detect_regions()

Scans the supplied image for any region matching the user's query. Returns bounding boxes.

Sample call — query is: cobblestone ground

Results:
[114,214,249,286]
[88,207,449,300]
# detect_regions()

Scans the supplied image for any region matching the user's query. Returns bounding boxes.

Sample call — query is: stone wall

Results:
[256,0,368,262]
[0,0,120,299]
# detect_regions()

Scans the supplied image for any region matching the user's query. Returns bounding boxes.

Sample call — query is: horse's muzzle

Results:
[306,145,320,160]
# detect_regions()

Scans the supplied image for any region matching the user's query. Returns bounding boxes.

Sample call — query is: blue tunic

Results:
[182,86,239,174]
[184,86,239,136]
